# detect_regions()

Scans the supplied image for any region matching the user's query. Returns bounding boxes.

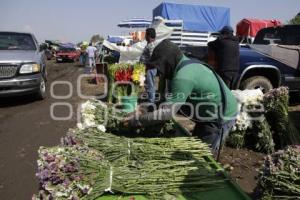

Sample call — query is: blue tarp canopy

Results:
[153,2,230,32]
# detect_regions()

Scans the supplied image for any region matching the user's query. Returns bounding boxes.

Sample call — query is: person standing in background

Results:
[208,26,240,89]
[86,43,97,72]
[79,43,87,66]
[139,28,158,104]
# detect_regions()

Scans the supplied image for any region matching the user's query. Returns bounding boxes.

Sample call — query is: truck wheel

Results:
[36,76,47,100]
[240,76,273,93]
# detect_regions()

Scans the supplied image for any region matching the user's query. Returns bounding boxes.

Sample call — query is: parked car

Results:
[56,47,80,62]
[236,25,300,93]
[0,31,47,99]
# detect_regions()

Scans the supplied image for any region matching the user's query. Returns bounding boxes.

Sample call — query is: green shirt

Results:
[166,56,238,120]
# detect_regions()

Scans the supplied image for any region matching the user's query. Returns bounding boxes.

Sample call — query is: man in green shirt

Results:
[126,39,238,154]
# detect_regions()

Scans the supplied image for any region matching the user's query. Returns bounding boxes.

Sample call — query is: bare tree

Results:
[90,34,104,44]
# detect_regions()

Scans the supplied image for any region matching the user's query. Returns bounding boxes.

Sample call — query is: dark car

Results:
[56,47,80,62]
[0,31,47,99]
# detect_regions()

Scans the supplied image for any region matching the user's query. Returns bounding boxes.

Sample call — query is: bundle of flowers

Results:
[131,63,146,87]
[33,146,100,199]
[258,145,300,200]
[107,63,145,103]
[77,99,126,133]
[77,99,176,136]
[228,89,274,153]
[34,126,226,199]
[228,87,300,153]
[231,89,264,131]
[263,87,300,148]
[62,127,212,163]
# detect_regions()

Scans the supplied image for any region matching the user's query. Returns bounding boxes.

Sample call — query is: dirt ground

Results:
[178,97,300,199]
[0,60,299,200]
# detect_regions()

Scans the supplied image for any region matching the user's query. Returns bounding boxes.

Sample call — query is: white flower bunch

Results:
[232,89,264,131]
[78,100,107,131]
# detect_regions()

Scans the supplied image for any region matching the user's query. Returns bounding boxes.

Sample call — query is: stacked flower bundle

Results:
[32,100,227,199]
[263,87,300,148]
[107,63,145,103]
[34,134,223,199]
[228,89,274,153]
[228,87,300,153]
[258,146,300,200]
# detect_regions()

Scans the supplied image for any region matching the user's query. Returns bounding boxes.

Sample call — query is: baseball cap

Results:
[219,26,234,34]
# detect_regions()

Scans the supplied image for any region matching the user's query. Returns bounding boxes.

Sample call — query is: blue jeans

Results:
[80,54,87,65]
[193,119,236,154]
[145,68,157,103]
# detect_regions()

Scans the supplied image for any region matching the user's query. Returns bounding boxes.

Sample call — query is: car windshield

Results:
[0,33,37,50]
[59,47,76,52]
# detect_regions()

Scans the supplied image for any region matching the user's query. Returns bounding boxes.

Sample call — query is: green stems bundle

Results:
[34,146,224,200]
[65,127,212,164]
[264,87,300,148]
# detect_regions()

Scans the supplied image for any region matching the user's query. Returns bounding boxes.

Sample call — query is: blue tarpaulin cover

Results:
[153,2,230,32]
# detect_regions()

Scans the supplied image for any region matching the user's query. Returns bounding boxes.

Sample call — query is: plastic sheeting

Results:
[103,18,173,63]
[236,19,281,38]
[153,2,230,32]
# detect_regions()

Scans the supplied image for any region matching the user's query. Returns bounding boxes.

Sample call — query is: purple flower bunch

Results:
[60,135,78,146]
[264,87,289,107]
[33,147,93,200]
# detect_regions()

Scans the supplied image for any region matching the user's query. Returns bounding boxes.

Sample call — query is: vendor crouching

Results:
[124,39,238,157]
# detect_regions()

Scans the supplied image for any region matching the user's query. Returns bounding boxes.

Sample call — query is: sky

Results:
[0,0,299,43]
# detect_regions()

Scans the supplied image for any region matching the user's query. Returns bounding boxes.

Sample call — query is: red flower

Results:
[115,68,133,82]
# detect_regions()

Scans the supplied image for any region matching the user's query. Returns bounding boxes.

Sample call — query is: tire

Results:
[36,76,47,100]
[240,76,273,93]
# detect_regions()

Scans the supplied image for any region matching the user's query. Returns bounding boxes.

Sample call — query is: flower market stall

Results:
[32,73,300,200]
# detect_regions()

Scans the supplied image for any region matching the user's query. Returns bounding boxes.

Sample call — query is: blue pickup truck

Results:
[236,25,300,93]
[184,25,300,93]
